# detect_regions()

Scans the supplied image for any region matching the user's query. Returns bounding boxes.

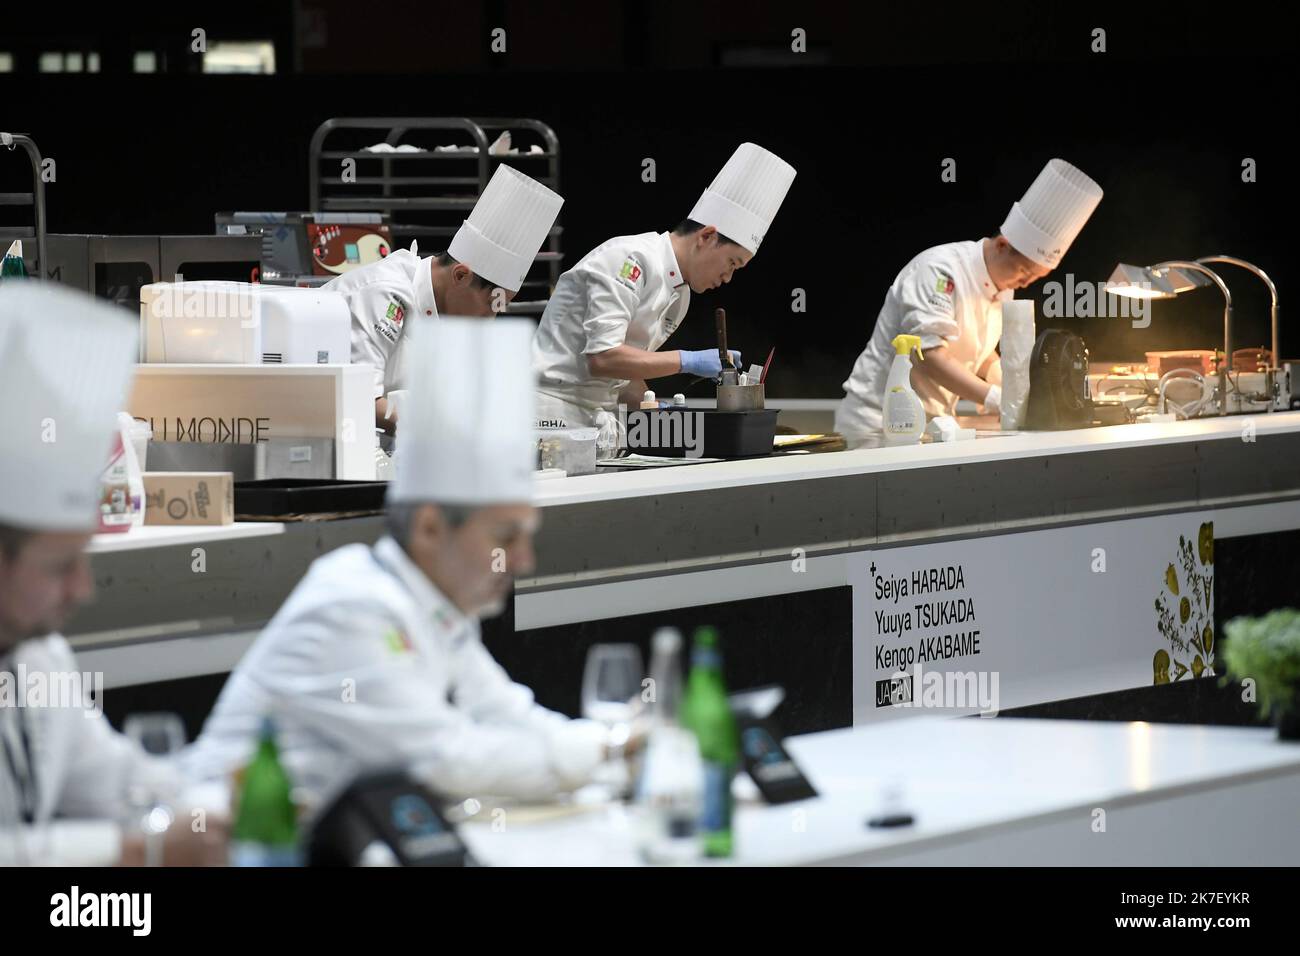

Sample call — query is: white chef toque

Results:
[1000,159,1103,269]
[446,165,563,293]
[388,316,537,506]
[688,143,797,255]
[0,283,138,531]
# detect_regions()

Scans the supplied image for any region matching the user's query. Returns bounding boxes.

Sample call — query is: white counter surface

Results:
[534,411,1300,507]
[460,718,1300,866]
[87,522,284,554]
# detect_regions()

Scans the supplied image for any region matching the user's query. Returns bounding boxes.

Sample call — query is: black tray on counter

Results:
[235,479,388,517]
[624,408,778,459]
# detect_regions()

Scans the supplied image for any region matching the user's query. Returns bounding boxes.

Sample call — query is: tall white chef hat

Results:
[446,165,563,293]
[389,316,536,506]
[688,143,797,255]
[1000,159,1103,269]
[0,283,138,531]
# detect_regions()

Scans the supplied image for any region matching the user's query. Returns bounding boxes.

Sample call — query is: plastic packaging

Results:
[1,239,27,279]
[1000,300,1035,431]
[593,409,622,460]
[882,334,926,446]
[98,412,146,533]
[537,427,599,476]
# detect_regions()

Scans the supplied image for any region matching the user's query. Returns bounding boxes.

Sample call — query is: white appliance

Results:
[139,281,351,364]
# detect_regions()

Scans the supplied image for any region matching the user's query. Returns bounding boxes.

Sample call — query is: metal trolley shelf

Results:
[309,117,564,315]
[0,131,47,276]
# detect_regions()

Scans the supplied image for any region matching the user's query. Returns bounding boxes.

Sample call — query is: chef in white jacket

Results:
[326,164,563,433]
[532,143,796,444]
[0,283,225,866]
[835,159,1103,448]
[185,317,616,808]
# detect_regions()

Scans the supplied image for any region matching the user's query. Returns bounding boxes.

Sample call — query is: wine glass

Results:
[123,712,187,865]
[581,643,644,735]
[124,712,186,757]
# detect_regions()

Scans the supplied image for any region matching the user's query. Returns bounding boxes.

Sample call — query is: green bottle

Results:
[679,627,739,857]
[230,717,300,866]
[1,240,27,279]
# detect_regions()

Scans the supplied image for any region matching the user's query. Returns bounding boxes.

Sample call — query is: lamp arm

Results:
[1197,255,1279,365]
[1154,261,1233,414]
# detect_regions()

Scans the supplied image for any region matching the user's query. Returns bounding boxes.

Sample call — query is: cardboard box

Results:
[143,472,234,526]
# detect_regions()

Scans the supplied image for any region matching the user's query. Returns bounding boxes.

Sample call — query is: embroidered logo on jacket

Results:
[926,267,957,312]
[375,295,406,344]
[384,628,414,654]
[616,258,643,290]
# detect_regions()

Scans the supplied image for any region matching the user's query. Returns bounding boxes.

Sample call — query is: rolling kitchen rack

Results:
[0,132,47,277]
[308,117,563,315]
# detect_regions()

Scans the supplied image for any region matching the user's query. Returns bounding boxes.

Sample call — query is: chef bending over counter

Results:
[835,158,1104,448]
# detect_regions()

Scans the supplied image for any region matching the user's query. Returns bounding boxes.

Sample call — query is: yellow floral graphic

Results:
[1154,522,1215,683]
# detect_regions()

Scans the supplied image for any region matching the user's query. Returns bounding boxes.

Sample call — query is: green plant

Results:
[1221,609,1300,719]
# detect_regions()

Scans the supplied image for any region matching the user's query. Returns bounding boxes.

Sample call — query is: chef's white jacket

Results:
[323,245,440,399]
[1,635,181,865]
[532,231,690,427]
[183,536,607,807]
[835,239,1008,447]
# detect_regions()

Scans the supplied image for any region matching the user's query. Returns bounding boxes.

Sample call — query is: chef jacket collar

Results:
[372,534,472,634]
[660,232,687,289]
[971,239,1002,302]
[413,254,439,319]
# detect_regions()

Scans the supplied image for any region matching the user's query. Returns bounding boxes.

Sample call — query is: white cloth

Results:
[389,318,536,505]
[324,245,439,399]
[836,240,1009,448]
[999,300,1036,430]
[532,231,690,424]
[0,283,137,531]
[1,635,182,865]
[182,537,607,807]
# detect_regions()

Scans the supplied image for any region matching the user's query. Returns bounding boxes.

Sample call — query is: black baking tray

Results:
[625,408,779,459]
[235,479,388,517]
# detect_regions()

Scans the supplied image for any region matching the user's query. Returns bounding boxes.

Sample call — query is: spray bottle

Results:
[882,334,926,446]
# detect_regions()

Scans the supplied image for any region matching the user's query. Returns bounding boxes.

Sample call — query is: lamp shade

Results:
[1105,263,1178,299]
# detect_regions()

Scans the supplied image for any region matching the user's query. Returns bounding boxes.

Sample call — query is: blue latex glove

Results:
[680,348,742,378]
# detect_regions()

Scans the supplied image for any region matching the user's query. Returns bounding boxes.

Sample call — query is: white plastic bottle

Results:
[98,412,146,533]
[634,627,705,864]
[882,334,927,446]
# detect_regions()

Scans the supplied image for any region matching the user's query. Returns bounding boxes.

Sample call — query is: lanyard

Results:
[1,704,38,824]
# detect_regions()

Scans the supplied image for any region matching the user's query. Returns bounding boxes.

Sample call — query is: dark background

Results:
[2,2,1293,396]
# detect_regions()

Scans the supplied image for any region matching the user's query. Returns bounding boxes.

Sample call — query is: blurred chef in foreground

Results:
[834,158,1103,448]
[185,317,621,808]
[326,164,563,433]
[0,283,225,865]
[532,142,796,445]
